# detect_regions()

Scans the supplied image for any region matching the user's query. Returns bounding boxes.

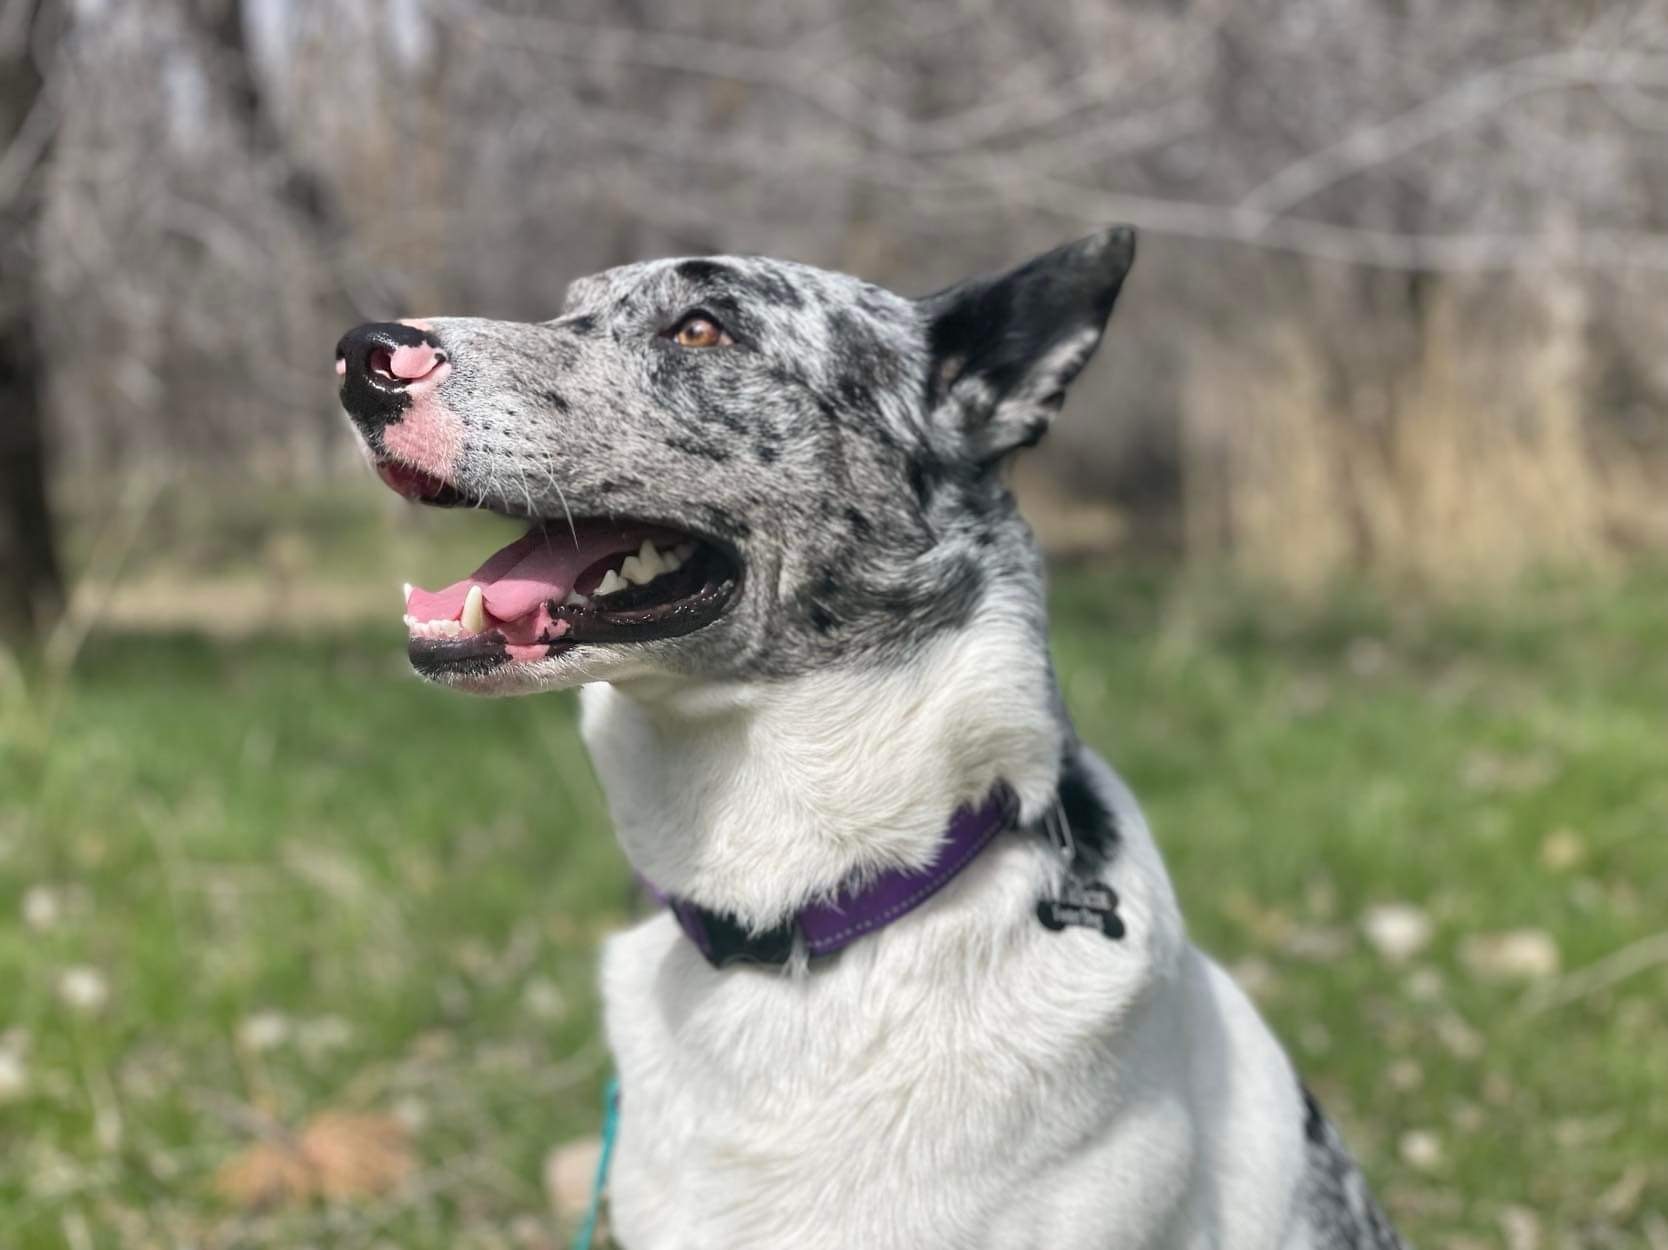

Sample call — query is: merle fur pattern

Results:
[353,236,1132,684]
[338,228,1406,1248]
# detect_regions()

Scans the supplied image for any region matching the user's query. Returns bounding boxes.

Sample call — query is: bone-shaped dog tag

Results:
[1037,878,1125,941]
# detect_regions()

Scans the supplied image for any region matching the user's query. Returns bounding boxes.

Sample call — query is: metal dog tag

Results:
[1035,799,1124,940]
[1037,878,1126,940]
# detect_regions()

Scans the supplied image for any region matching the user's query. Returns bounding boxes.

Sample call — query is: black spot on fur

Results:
[827,309,902,394]
[1297,1084,1408,1248]
[958,484,994,521]
[542,390,570,413]
[1303,1087,1326,1145]
[1014,418,1049,451]
[700,508,749,540]
[743,268,805,309]
[676,259,734,286]
[755,440,779,464]
[1057,752,1120,870]
[835,373,872,411]
[808,603,837,634]
[907,454,941,508]
[843,506,872,536]
[666,435,732,463]
[767,363,814,397]
[707,407,750,436]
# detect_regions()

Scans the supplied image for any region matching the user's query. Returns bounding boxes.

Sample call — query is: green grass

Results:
[3,549,1666,1247]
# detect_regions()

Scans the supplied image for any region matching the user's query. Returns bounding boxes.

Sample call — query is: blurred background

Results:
[1,1,1666,1247]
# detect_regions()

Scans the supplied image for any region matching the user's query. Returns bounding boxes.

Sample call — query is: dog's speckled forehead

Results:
[559,254,921,391]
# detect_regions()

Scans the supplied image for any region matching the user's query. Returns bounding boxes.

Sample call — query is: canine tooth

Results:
[461,585,486,634]
[597,569,628,596]
[660,548,683,572]
[562,590,589,607]
[620,555,649,585]
[402,582,413,606]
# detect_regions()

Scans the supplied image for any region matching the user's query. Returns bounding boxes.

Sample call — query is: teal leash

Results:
[572,1077,621,1250]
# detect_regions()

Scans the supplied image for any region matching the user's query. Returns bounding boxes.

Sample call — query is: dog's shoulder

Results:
[1298,1087,1409,1249]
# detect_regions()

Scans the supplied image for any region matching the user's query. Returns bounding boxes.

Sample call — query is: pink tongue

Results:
[406,522,677,626]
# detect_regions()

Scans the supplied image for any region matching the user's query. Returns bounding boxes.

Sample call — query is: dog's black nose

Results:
[336,321,449,434]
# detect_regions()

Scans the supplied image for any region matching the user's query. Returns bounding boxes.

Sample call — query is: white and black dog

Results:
[337,229,1405,1249]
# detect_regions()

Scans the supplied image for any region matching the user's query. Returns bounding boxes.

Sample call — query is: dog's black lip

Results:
[408,632,541,675]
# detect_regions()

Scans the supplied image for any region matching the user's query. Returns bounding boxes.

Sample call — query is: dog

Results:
[336,228,1406,1250]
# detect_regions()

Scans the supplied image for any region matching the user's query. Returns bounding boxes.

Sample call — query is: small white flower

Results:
[1461,929,1561,981]
[522,977,567,1023]
[1361,903,1432,963]
[1398,1129,1443,1171]
[237,1010,290,1052]
[22,886,60,932]
[57,966,109,1014]
[0,1049,27,1102]
[392,1095,428,1132]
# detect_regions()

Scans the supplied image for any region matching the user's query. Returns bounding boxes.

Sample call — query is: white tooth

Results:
[403,582,413,606]
[674,542,695,562]
[637,540,665,578]
[403,614,418,628]
[562,590,589,607]
[660,548,683,572]
[597,569,627,596]
[461,585,486,635]
[620,555,649,585]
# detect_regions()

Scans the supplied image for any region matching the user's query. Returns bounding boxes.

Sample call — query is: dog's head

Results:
[338,228,1135,694]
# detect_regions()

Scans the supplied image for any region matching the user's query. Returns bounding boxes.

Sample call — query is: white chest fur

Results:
[580,612,1312,1249]
[596,770,1309,1250]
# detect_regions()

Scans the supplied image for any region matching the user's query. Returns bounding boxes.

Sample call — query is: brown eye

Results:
[669,313,732,349]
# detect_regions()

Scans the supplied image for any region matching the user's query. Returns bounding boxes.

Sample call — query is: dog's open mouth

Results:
[379,463,740,675]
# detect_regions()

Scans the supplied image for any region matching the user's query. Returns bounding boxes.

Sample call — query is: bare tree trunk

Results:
[189,0,405,313]
[0,0,65,646]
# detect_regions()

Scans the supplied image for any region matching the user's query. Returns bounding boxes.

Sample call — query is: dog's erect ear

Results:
[919,226,1135,465]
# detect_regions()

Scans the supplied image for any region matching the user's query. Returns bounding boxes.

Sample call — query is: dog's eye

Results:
[666,312,733,350]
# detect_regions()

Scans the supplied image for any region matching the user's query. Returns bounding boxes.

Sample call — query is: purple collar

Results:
[652,786,1020,968]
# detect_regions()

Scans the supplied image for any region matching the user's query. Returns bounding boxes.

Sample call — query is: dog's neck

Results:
[579,600,1066,932]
